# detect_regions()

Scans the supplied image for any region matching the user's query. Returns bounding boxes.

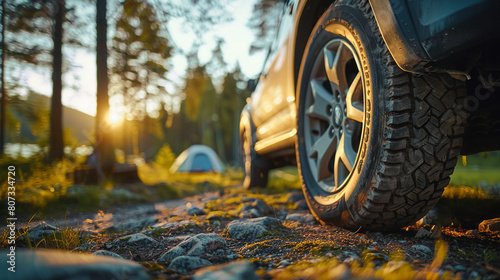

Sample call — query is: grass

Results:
[274,240,458,280]
[450,152,500,189]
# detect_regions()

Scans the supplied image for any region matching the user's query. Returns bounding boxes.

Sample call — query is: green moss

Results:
[206,210,235,220]
[141,262,164,271]
[257,230,281,239]
[294,240,339,257]
[279,242,297,248]
[246,239,280,253]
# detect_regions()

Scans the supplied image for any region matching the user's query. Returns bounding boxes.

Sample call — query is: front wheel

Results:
[296,0,466,230]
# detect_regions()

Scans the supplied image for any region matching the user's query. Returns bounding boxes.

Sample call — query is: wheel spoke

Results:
[346,72,363,123]
[324,43,350,94]
[308,79,334,121]
[309,130,337,182]
[334,134,353,187]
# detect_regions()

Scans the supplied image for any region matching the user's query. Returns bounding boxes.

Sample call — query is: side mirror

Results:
[247,78,257,93]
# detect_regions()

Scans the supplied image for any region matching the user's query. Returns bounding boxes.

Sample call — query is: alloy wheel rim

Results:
[304,38,365,193]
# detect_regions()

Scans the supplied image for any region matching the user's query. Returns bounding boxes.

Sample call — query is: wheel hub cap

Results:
[303,38,366,193]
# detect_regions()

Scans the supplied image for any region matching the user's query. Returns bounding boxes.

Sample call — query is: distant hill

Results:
[7,93,94,144]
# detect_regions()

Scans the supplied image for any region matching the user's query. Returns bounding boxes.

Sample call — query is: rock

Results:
[295,200,309,210]
[187,207,206,216]
[226,217,282,240]
[278,260,291,268]
[120,233,160,245]
[239,204,254,213]
[479,218,500,232]
[169,256,212,274]
[285,213,316,224]
[417,205,458,227]
[106,218,158,232]
[73,241,97,252]
[415,228,433,238]
[194,260,258,280]
[411,245,433,255]
[159,233,227,263]
[0,249,149,279]
[149,220,196,230]
[287,192,305,203]
[239,208,261,219]
[92,250,124,259]
[26,222,58,240]
[455,265,467,271]
[164,235,194,242]
[251,199,273,215]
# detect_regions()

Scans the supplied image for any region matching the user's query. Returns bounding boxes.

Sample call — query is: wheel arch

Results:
[293,1,335,94]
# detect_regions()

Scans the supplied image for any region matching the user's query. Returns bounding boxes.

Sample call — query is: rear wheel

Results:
[240,110,269,189]
[296,0,466,229]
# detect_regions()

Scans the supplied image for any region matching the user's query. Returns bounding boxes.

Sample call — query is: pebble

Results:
[187,206,206,216]
[285,213,316,224]
[2,249,149,279]
[92,250,124,259]
[119,233,160,245]
[193,260,259,280]
[226,217,282,240]
[159,233,227,263]
[415,228,432,238]
[411,245,433,255]
[169,256,212,273]
[455,265,467,271]
[287,192,305,203]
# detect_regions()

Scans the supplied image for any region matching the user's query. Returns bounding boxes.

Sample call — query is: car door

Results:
[250,0,296,150]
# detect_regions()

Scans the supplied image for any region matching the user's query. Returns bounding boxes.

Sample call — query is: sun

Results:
[108,111,123,125]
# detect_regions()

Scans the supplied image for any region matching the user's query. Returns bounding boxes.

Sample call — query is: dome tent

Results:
[170,145,224,173]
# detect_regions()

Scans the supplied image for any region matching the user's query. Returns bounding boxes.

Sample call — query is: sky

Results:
[21,0,266,117]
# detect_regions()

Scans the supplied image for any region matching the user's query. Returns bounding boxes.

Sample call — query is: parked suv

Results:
[240,0,500,229]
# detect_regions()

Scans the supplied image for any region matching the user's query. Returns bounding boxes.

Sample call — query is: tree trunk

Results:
[95,0,114,178]
[49,0,65,162]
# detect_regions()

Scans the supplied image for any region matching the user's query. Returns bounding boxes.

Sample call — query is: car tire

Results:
[296,0,466,229]
[240,108,269,189]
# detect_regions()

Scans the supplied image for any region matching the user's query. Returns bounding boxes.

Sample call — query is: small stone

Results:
[212,220,221,227]
[251,199,273,215]
[287,192,305,203]
[26,222,58,240]
[169,256,212,274]
[120,233,159,245]
[479,218,500,232]
[187,207,206,216]
[278,260,291,268]
[470,271,479,279]
[285,213,316,224]
[227,254,241,260]
[415,228,432,238]
[3,249,149,279]
[455,265,467,271]
[398,240,407,244]
[194,260,258,280]
[239,204,254,213]
[226,217,282,240]
[411,245,433,255]
[92,250,124,259]
[159,233,226,263]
